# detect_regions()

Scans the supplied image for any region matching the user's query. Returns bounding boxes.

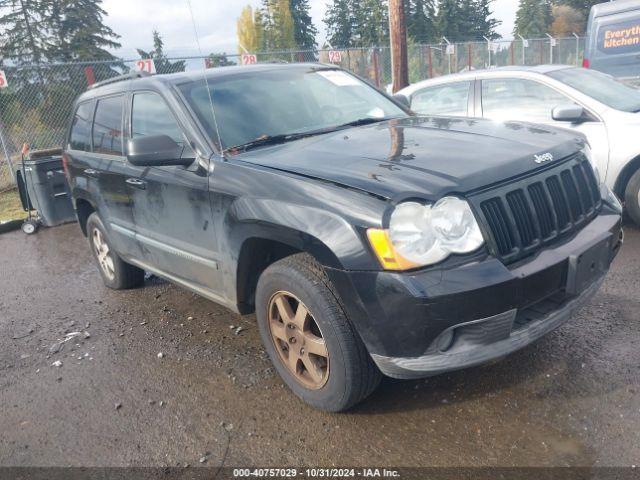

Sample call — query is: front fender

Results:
[228,198,379,271]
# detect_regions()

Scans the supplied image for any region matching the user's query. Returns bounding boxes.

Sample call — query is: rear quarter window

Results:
[69,102,94,151]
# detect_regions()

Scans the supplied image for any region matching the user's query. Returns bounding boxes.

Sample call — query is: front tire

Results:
[625,169,640,228]
[256,253,381,412]
[86,213,144,290]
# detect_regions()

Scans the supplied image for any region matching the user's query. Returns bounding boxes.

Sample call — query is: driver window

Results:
[131,92,185,146]
[482,78,573,123]
[410,82,471,117]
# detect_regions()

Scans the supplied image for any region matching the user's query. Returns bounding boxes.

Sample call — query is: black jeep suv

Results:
[64,64,623,412]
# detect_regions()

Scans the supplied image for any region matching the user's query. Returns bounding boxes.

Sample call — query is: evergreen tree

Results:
[260,0,296,50]
[514,0,552,38]
[435,0,461,42]
[0,0,49,65]
[323,0,353,47]
[47,0,120,62]
[290,0,317,49]
[136,31,186,74]
[466,0,501,41]
[406,0,436,44]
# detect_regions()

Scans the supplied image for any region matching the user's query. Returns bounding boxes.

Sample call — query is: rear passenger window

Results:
[69,102,94,151]
[131,92,184,145]
[411,82,471,117]
[93,96,124,155]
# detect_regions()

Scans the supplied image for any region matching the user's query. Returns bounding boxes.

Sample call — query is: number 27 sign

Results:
[0,70,8,89]
[135,59,156,74]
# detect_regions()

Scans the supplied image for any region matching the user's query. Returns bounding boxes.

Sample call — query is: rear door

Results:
[91,94,143,258]
[66,100,100,204]
[126,90,220,294]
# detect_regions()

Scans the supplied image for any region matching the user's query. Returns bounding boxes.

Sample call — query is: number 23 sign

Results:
[0,70,8,89]
[135,59,156,74]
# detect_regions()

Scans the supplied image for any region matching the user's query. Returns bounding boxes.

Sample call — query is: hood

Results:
[233,116,585,201]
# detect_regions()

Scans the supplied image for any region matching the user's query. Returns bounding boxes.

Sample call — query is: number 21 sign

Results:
[135,59,156,74]
[0,70,8,89]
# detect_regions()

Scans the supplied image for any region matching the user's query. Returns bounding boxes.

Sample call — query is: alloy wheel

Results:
[267,291,329,390]
[92,228,115,281]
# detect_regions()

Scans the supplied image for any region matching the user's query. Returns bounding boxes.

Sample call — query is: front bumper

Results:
[327,208,622,379]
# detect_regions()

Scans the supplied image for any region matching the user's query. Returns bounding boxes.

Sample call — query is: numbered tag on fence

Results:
[550,38,557,47]
[135,58,156,74]
[489,42,500,53]
[0,70,8,89]
[445,44,456,56]
[523,39,529,48]
[241,54,257,66]
[328,50,343,63]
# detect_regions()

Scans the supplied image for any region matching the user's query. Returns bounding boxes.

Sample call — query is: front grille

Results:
[472,154,601,264]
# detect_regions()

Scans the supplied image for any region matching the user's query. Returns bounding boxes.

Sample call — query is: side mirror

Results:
[126,135,194,167]
[393,94,410,109]
[552,104,586,123]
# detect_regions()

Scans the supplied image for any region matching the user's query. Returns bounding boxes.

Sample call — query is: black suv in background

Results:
[64,64,623,412]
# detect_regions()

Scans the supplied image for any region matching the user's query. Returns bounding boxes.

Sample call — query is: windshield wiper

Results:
[334,116,397,129]
[225,132,317,153]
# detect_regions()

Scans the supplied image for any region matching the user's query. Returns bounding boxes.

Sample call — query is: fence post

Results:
[427,46,433,79]
[468,43,472,70]
[0,120,15,183]
[510,42,514,65]
[372,48,381,88]
[573,32,580,66]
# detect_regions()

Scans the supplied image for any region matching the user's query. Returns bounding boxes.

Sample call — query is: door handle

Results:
[126,178,147,190]
[84,168,100,177]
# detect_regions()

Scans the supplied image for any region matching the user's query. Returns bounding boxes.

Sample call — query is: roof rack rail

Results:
[89,70,152,90]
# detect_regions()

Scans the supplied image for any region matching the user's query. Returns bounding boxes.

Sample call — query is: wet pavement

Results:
[1,223,639,468]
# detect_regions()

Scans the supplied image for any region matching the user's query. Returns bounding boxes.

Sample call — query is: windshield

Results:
[178,66,407,150]
[547,67,640,112]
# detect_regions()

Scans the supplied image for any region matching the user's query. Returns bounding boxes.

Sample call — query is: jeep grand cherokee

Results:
[64,64,623,412]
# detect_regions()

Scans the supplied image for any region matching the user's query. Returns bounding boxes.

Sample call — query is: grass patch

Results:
[0,189,26,222]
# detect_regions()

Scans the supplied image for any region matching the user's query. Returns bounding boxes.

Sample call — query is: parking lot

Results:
[1,222,639,468]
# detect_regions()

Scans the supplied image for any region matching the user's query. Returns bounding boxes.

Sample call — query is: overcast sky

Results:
[102,0,520,59]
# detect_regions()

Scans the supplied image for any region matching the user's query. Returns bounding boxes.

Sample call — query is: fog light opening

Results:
[436,329,455,352]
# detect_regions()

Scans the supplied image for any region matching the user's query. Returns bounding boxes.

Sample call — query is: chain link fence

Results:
[0,36,585,191]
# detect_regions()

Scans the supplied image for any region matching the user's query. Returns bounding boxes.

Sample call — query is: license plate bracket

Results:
[565,235,611,296]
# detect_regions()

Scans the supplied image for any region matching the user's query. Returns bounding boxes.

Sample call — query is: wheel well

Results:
[75,199,95,236]
[614,155,640,200]
[236,238,302,315]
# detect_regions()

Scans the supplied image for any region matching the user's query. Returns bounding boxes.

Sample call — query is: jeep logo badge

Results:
[534,153,554,164]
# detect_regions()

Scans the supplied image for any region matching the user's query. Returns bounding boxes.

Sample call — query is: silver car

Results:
[396,66,640,225]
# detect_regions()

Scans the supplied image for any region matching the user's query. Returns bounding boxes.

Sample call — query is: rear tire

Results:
[624,169,640,227]
[256,253,381,412]
[86,213,144,290]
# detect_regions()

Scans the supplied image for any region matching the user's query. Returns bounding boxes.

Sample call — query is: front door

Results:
[480,77,610,178]
[125,91,221,295]
[90,94,141,258]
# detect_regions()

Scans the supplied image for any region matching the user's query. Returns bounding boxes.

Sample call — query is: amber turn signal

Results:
[366,228,420,271]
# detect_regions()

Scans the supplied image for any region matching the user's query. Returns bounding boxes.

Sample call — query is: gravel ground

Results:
[0,222,639,468]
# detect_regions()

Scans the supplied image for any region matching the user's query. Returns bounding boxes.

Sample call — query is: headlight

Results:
[582,144,601,185]
[601,184,622,214]
[367,197,484,270]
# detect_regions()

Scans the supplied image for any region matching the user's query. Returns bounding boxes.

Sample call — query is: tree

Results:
[237,5,262,53]
[513,0,552,38]
[136,31,186,74]
[47,0,121,62]
[554,0,597,32]
[550,4,584,37]
[290,0,317,49]
[0,0,49,65]
[259,0,296,50]
[324,0,388,48]
[467,0,501,41]
[406,0,436,44]
[324,0,353,47]
[435,0,461,42]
